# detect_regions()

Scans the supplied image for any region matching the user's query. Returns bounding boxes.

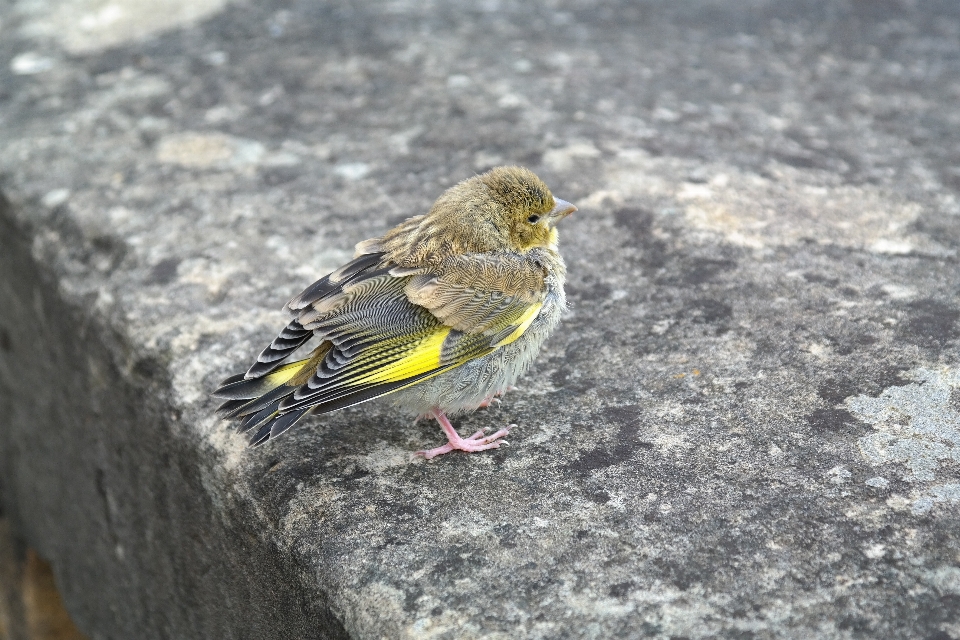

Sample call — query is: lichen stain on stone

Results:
[156,132,265,170]
[847,367,960,512]
[353,442,420,474]
[924,565,960,596]
[342,581,414,640]
[280,484,343,534]
[586,151,954,256]
[17,0,230,54]
[542,142,602,172]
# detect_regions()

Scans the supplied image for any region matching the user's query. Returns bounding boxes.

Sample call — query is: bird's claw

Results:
[415,423,517,460]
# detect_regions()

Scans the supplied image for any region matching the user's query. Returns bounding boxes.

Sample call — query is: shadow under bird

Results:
[213,166,576,459]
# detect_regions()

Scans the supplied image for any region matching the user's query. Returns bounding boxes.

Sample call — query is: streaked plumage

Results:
[213,166,575,458]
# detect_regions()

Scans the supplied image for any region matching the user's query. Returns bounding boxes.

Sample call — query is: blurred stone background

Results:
[1,1,960,638]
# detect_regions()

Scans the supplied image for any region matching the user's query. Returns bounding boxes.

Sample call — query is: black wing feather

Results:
[248,408,310,446]
[284,252,385,312]
[245,319,312,379]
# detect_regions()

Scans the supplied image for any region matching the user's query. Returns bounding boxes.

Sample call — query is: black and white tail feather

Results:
[213,251,396,446]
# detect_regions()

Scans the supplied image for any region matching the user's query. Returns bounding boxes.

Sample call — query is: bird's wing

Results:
[274,270,502,415]
[284,250,388,314]
[275,252,549,414]
[242,251,389,379]
[216,250,549,445]
[401,251,548,346]
[216,267,501,444]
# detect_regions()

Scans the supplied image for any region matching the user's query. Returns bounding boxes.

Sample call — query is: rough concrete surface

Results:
[1,1,960,638]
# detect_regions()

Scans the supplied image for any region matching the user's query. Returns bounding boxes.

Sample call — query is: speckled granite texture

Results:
[1,1,959,638]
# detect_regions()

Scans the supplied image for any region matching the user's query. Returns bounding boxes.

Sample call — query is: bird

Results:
[212,166,576,459]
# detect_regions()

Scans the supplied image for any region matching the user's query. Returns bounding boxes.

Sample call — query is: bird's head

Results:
[480,166,577,251]
[426,166,577,254]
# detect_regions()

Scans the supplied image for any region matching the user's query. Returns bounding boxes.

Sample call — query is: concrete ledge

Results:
[0,195,347,638]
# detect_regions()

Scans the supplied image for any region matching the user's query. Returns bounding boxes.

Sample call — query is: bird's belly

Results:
[387,291,565,416]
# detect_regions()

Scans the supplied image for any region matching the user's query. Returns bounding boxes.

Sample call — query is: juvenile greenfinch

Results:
[213,166,576,459]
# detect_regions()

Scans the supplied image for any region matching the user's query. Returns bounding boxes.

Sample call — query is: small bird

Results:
[213,166,575,458]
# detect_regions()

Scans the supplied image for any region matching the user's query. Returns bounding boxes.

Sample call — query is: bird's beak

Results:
[547,198,577,228]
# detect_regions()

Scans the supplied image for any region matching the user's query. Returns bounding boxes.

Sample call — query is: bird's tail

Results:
[213,343,330,446]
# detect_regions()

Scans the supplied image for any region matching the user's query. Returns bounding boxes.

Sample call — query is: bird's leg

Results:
[414,410,515,459]
[476,395,500,409]
[476,386,519,409]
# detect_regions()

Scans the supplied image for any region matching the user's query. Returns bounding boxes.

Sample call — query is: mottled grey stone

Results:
[1,1,960,639]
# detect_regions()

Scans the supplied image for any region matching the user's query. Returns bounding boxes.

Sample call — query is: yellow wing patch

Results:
[350,327,452,385]
[492,302,543,348]
[334,302,540,389]
[265,359,310,387]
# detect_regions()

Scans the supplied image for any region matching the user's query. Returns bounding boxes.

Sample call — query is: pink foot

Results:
[414,411,516,459]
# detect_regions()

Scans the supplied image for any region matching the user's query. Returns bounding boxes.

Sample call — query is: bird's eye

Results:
[527,214,541,224]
